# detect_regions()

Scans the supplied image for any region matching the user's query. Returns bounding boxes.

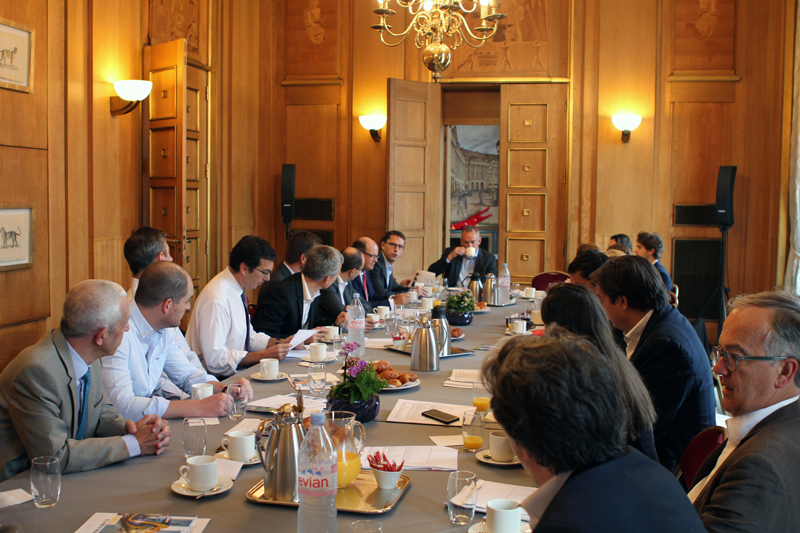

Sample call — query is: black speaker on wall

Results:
[715,166,736,228]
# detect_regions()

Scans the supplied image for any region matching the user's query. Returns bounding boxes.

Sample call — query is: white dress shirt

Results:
[457,256,476,288]
[335,275,348,305]
[186,267,271,377]
[102,302,218,420]
[688,395,800,502]
[66,342,139,457]
[521,471,572,529]
[624,309,654,359]
[300,274,320,328]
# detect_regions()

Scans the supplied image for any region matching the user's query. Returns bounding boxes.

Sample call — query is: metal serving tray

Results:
[246,472,411,514]
[383,345,474,358]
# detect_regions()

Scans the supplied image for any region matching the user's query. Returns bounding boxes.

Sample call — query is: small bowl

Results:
[371,467,402,490]
[392,338,407,350]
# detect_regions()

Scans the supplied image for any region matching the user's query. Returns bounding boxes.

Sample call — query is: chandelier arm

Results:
[377,14,424,40]
[378,31,414,47]
[450,13,497,46]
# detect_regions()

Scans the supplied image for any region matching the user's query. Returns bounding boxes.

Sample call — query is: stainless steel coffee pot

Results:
[468,274,484,303]
[430,305,451,359]
[257,392,307,502]
[410,317,439,371]
[483,273,499,305]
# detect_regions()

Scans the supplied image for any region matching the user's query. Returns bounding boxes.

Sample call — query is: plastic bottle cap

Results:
[310,412,325,424]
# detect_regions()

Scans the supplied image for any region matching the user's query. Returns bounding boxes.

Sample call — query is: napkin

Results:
[429,435,464,447]
[215,457,244,480]
[0,488,33,508]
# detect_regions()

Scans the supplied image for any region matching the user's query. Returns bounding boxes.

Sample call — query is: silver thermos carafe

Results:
[468,274,484,303]
[431,305,451,359]
[257,395,307,502]
[483,273,499,305]
[410,317,440,371]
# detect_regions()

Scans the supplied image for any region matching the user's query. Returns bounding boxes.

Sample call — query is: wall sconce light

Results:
[359,115,387,142]
[611,114,642,143]
[110,80,153,116]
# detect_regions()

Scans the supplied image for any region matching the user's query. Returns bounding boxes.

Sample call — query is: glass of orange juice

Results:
[336,450,362,488]
[472,381,491,413]
[462,411,485,452]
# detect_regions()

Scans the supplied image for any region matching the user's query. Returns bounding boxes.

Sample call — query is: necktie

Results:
[362,272,370,300]
[76,370,90,440]
[241,292,251,351]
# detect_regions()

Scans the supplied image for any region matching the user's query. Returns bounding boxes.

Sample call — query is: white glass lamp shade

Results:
[611,114,642,132]
[113,80,153,102]
[359,115,388,131]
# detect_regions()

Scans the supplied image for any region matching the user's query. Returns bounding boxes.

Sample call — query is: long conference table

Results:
[0,302,537,532]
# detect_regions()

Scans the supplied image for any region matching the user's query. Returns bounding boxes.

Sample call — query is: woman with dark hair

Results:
[541,283,658,462]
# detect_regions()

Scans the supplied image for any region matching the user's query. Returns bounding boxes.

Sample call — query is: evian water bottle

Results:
[347,293,366,357]
[498,263,511,304]
[297,412,337,533]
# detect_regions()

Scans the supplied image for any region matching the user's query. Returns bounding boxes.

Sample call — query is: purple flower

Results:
[342,341,360,353]
[346,359,368,377]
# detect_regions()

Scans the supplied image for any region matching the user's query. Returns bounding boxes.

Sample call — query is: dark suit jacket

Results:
[317,279,355,326]
[631,305,716,471]
[654,260,674,293]
[351,272,383,310]
[0,330,130,482]
[692,401,800,533]
[369,253,409,300]
[251,273,323,337]
[427,246,497,287]
[256,262,294,305]
[536,448,705,532]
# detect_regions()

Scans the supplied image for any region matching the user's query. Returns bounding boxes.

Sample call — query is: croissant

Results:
[398,373,411,384]
[387,379,403,387]
[380,369,400,380]
[404,372,418,382]
[374,361,392,373]
[451,327,463,338]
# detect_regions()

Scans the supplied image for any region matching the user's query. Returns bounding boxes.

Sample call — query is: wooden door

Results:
[386,79,443,280]
[499,84,568,283]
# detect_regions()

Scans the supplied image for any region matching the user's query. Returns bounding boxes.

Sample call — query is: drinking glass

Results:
[30,456,60,508]
[350,520,383,533]
[511,283,520,298]
[462,411,485,452]
[183,417,207,457]
[308,362,327,398]
[333,334,344,359]
[446,470,477,525]
[472,382,491,414]
[227,384,248,419]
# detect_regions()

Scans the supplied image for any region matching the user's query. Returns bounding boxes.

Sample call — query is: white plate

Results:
[505,329,533,336]
[214,450,260,466]
[171,476,233,497]
[472,308,490,314]
[468,520,531,533]
[372,323,386,330]
[250,372,288,382]
[300,355,338,364]
[476,449,522,467]
[381,379,421,392]
[450,333,466,341]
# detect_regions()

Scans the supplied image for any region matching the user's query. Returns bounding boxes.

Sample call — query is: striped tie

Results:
[76,370,90,440]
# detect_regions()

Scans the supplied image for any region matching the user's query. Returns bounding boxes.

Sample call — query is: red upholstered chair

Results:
[674,426,726,491]
[530,271,570,291]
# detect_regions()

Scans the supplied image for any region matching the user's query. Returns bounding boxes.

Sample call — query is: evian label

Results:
[348,317,365,329]
[498,279,511,287]
[298,464,337,497]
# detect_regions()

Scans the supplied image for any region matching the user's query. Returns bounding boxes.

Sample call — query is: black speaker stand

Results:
[698,225,731,334]
[283,218,292,240]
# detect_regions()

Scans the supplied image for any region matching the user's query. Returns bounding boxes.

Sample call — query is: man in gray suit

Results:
[317,247,372,329]
[690,291,800,532]
[0,280,171,482]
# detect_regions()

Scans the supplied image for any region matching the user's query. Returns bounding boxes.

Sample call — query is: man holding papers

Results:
[482,331,704,532]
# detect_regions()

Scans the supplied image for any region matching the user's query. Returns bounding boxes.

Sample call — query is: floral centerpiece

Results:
[445,289,475,326]
[326,342,387,422]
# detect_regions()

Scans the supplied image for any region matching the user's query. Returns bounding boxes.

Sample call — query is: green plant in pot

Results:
[445,289,475,326]
[327,341,387,423]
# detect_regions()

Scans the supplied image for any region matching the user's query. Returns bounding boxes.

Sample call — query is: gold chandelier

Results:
[372,1,506,82]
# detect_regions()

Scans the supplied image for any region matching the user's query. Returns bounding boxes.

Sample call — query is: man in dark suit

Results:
[634,231,674,293]
[483,333,704,532]
[352,237,411,309]
[428,225,497,288]
[252,245,341,338]
[318,247,368,327]
[256,230,322,300]
[370,230,421,301]
[0,280,171,482]
[592,255,715,471]
[689,291,800,532]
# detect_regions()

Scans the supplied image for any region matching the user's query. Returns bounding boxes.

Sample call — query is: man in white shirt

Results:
[103,262,253,420]
[482,333,704,532]
[186,235,290,378]
[256,230,322,298]
[428,226,498,288]
[690,291,800,532]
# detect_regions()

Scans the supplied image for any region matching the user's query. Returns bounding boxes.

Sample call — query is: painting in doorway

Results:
[448,125,500,229]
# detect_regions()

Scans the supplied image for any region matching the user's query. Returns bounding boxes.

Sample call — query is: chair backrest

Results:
[530,271,570,291]
[674,426,726,490]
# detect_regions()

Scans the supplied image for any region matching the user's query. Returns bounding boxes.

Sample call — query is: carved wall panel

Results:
[674,0,735,72]
[150,0,208,66]
[286,0,339,78]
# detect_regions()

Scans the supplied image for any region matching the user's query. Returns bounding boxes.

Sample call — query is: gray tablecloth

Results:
[0,302,536,532]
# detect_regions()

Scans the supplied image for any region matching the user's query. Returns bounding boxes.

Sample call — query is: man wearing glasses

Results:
[370,231,424,304]
[186,235,290,378]
[318,247,374,329]
[428,225,497,288]
[690,291,800,532]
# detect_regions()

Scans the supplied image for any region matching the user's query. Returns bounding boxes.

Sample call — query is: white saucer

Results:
[251,372,288,382]
[472,308,490,314]
[300,355,338,364]
[468,521,531,533]
[451,333,466,341]
[372,323,386,330]
[214,450,260,465]
[380,379,421,392]
[505,329,533,336]
[171,476,233,497]
[476,449,521,467]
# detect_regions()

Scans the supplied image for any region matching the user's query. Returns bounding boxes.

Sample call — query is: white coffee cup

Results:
[486,498,522,533]
[260,359,279,379]
[191,382,213,400]
[511,320,526,334]
[489,430,515,462]
[309,342,327,362]
[465,246,478,258]
[367,313,380,323]
[530,310,543,325]
[534,290,546,300]
[409,290,418,302]
[421,297,434,310]
[376,306,391,319]
[324,326,339,341]
[524,287,535,298]
[179,455,217,492]
[221,430,256,462]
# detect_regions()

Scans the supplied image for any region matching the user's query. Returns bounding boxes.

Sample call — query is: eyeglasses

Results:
[711,346,786,372]
[386,242,404,250]
[362,251,378,260]
[253,267,271,278]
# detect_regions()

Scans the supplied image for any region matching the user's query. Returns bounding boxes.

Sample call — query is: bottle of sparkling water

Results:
[347,294,366,357]
[297,412,338,533]
[498,263,511,304]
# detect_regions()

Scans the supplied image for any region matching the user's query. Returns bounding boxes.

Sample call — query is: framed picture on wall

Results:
[0,204,34,271]
[0,18,34,93]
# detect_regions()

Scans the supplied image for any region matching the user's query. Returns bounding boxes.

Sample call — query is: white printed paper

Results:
[248,393,327,413]
[386,399,474,426]
[0,488,33,508]
[361,446,459,471]
[224,418,264,435]
[474,480,536,522]
[429,435,465,447]
[287,330,317,349]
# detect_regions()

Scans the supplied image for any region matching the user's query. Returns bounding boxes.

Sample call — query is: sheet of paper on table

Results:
[248,393,327,413]
[0,488,32,508]
[74,512,209,533]
[361,446,459,471]
[475,480,536,522]
[429,435,464,447]
[288,373,340,391]
[224,418,264,435]
[287,329,317,349]
[387,399,474,427]
[215,458,244,480]
[443,369,481,389]
[365,338,393,349]
[286,349,307,359]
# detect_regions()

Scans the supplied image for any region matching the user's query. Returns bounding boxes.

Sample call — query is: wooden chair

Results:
[669,283,680,308]
[674,426,726,491]
[530,271,570,291]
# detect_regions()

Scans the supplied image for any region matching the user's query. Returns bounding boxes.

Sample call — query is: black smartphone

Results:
[421,409,459,424]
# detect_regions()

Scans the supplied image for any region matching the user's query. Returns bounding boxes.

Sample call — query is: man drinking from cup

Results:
[102,261,252,420]
[429,226,497,288]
